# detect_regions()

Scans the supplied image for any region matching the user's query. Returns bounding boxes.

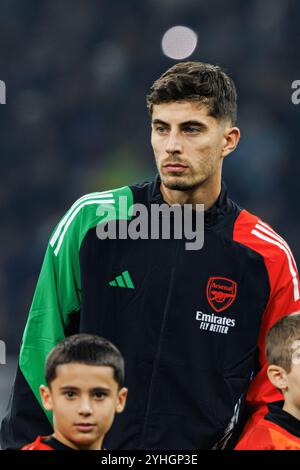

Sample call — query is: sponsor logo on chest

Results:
[195,277,238,335]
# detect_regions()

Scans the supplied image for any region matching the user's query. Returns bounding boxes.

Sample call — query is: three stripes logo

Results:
[50,191,116,256]
[109,270,135,289]
[251,220,299,302]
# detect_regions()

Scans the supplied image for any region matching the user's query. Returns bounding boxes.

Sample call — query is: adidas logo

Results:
[109,270,135,289]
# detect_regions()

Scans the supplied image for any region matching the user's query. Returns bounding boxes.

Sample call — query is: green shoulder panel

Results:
[19,186,133,424]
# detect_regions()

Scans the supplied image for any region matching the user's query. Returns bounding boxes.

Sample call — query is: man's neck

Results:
[159,178,222,211]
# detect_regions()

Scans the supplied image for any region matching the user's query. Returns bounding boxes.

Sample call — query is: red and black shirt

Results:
[21,435,74,451]
[235,401,300,450]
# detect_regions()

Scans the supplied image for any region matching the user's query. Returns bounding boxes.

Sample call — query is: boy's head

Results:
[40,334,128,450]
[266,312,300,404]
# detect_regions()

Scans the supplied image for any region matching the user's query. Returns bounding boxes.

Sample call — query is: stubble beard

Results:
[160,171,207,191]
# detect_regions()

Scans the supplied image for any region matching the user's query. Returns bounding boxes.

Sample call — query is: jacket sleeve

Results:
[0,188,130,449]
[241,241,300,438]
[0,210,82,449]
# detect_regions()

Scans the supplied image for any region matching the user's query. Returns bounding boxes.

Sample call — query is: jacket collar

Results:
[149,173,231,227]
[265,401,300,438]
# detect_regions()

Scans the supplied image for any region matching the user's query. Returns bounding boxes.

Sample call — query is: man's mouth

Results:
[163,163,188,173]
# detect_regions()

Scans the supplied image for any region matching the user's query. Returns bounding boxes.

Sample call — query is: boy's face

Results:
[40,363,128,450]
[285,360,300,409]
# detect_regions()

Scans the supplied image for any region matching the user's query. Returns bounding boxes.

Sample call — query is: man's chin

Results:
[161,175,199,191]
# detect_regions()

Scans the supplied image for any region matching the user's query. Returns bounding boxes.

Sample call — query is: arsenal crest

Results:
[206,277,237,312]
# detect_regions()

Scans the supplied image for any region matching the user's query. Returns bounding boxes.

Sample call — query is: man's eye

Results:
[156,126,168,133]
[183,127,199,133]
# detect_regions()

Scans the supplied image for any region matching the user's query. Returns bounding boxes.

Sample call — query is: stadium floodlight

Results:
[162,25,198,60]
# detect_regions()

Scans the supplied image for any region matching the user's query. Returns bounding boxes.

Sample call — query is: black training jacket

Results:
[1,175,300,449]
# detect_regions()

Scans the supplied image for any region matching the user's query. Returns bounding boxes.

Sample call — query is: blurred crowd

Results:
[0,0,300,350]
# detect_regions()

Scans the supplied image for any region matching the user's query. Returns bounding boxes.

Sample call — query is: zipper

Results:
[139,237,181,448]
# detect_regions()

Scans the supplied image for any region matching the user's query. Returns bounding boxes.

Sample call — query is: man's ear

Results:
[267,364,288,392]
[221,126,240,158]
[116,387,128,414]
[40,384,53,411]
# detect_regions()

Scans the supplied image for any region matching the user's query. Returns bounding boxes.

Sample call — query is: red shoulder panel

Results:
[233,210,300,432]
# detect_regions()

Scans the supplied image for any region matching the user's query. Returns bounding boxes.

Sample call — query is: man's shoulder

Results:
[69,186,134,212]
[232,208,300,302]
[66,179,155,221]
[49,185,136,255]
[233,208,294,264]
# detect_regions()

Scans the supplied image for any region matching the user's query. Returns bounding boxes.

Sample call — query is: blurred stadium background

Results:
[0,0,300,429]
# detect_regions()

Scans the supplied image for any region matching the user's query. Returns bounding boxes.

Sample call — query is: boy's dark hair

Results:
[146,61,237,125]
[45,334,125,388]
[266,312,300,373]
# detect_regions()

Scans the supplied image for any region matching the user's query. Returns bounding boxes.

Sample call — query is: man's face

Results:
[151,101,235,191]
[40,363,128,450]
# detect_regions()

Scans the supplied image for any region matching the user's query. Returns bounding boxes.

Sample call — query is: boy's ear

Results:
[40,385,53,411]
[267,365,288,392]
[116,387,128,414]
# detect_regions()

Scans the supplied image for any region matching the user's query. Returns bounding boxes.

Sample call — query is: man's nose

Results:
[78,397,93,416]
[165,131,183,154]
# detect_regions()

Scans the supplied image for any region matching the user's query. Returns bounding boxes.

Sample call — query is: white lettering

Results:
[291,80,300,105]
[0,340,6,364]
[195,311,235,334]
[0,80,6,104]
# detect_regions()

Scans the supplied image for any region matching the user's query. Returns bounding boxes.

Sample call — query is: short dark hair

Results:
[266,312,300,373]
[146,61,237,125]
[45,334,125,389]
